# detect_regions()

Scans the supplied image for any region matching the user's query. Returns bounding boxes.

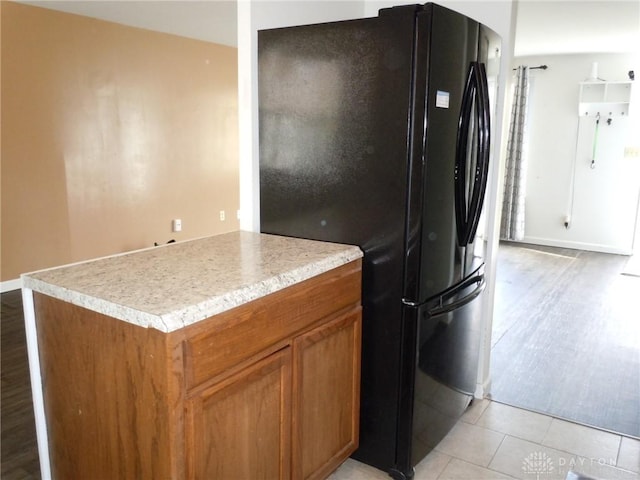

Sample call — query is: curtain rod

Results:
[513,65,548,71]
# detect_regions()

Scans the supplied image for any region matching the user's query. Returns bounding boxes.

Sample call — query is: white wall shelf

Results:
[579,80,632,117]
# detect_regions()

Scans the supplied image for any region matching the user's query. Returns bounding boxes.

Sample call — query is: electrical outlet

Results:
[219,210,225,221]
[624,147,640,158]
[172,219,182,232]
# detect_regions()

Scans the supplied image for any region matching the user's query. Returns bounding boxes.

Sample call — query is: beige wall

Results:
[1,1,239,282]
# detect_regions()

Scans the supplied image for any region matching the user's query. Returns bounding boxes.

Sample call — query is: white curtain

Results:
[500,66,530,241]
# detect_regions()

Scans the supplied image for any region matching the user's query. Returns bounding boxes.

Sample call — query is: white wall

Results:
[511,52,640,254]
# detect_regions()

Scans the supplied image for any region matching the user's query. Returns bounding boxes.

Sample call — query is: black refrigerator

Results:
[258,3,501,479]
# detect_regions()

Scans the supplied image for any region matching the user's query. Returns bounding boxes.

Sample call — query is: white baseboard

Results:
[516,236,633,256]
[1,278,22,293]
[475,377,492,400]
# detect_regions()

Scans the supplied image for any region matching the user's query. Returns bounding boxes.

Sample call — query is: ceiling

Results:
[18,1,238,47]
[17,1,640,55]
[514,0,639,57]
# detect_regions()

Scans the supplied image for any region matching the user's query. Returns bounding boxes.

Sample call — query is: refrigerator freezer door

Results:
[395,263,483,476]
[410,270,485,464]
[427,264,485,317]
[418,271,485,395]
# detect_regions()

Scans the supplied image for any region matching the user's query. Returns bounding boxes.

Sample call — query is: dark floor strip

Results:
[1,289,41,480]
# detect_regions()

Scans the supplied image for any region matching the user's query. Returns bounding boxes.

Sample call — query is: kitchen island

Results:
[22,231,363,480]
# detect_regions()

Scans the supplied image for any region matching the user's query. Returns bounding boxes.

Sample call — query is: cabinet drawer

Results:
[183,260,361,390]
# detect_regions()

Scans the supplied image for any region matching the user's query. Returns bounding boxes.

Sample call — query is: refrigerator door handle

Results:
[454,62,491,247]
[427,272,485,317]
[454,62,476,246]
[464,62,491,245]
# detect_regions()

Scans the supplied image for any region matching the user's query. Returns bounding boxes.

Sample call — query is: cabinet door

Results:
[186,347,291,480]
[292,307,362,480]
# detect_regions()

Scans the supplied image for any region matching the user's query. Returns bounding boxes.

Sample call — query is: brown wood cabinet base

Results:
[34,259,362,479]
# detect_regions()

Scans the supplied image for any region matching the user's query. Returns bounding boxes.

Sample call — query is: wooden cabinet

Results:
[34,259,361,480]
[293,309,361,480]
[186,348,292,480]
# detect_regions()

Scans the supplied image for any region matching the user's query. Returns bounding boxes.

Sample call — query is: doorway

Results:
[487,2,640,438]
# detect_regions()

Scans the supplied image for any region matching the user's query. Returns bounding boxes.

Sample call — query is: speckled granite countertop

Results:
[22,231,362,333]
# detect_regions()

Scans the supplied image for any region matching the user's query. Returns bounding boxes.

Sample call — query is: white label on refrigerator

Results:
[436,90,450,109]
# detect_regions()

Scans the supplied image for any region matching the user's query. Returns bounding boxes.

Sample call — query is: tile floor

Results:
[329,400,640,480]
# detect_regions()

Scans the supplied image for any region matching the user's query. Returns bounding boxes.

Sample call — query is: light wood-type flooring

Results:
[490,242,640,439]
